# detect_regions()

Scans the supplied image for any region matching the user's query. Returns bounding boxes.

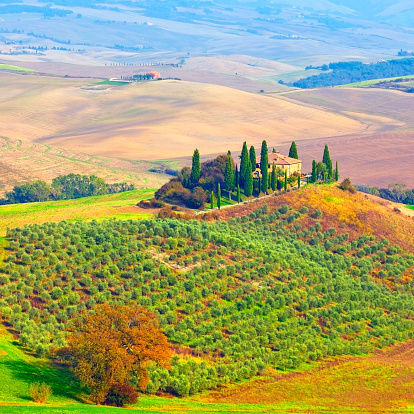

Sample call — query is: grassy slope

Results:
[3,317,414,414]
[0,64,35,73]
[0,330,286,413]
[340,74,414,87]
[1,186,414,413]
[201,342,414,413]
[0,190,155,236]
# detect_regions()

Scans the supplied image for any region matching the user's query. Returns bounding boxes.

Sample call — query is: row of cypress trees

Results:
[191,141,301,208]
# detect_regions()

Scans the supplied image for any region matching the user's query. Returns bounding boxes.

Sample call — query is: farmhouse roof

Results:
[256,151,302,166]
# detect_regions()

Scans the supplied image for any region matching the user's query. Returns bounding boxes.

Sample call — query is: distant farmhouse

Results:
[254,150,302,178]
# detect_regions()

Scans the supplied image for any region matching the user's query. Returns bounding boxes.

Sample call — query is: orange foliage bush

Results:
[56,305,171,404]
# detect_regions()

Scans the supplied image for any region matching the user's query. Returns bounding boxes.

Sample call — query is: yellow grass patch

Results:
[201,341,414,413]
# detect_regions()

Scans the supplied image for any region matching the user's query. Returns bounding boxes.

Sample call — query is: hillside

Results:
[0,72,408,191]
[284,87,414,187]
[202,340,414,413]
[1,185,414,411]
[0,75,373,160]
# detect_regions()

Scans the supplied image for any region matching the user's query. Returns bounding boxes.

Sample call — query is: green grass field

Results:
[0,64,36,73]
[96,79,130,86]
[0,190,155,236]
[0,328,287,414]
[340,74,414,87]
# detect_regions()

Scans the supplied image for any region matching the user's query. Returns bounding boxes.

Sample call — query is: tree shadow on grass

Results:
[1,359,85,403]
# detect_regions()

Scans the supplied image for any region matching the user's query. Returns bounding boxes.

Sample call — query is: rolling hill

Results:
[0,75,372,160]
[0,185,414,412]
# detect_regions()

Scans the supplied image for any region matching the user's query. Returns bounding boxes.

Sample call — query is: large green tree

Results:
[224,152,235,199]
[322,145,331,168]
[260,140,269,194]
[249,146,256,172]
[289,141,298,159]
[190,149,201,183]
[240,142,249,187]
[217,183,221,210]
[311,160,317,183]
[271,163,276,191]
[327,158,333,180]
[245,159,253,197]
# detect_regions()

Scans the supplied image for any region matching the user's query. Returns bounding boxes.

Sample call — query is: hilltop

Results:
[0,184,414,412]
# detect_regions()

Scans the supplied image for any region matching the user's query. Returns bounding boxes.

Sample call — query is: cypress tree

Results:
[245,159,253,197]
[190,148,201,183]
[284,170,288,192]
[235,164,239,187]
[335,161,339,181]
[322,145,331,167]
[271,163,276,191]
[217,183,221,210]
[240,142,249,187]
[224,153,235,199]
[327,158,333,181]
[249,146,256,172]
[237,185,241,203]
[289,141,298,159]
[260,140,269,194]
[210,191,214,210]
[311,160,317,183]
[297,174,301,189]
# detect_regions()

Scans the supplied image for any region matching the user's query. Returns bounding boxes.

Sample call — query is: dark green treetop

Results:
[249,146,256,172]
[260,140,268,194]
[191,149,201,183]
[240,142,249,187]
[289,141,298,159]
[245,159,253,197]
[224,153,235,194]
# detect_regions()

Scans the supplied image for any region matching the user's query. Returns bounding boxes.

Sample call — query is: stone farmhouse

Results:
[254,151,302,179]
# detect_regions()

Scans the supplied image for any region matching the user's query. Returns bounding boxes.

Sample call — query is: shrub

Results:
[312,209,322,219]
[339,178,356,194]
[29,382,52,403]
[279,205,289,214]
[104,383,138,407]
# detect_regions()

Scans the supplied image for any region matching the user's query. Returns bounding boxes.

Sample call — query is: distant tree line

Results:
[289,58,414,88]
[0,4,72,17]
[398,50,414,57]
[356,183,414,205]
[0,174,135,205]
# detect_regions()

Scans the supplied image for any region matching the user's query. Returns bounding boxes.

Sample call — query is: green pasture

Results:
[340,74,414,87]
[0,329,311,413]
[96,79,130,86]
[0,64,36,73]
[0,189,155,236]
